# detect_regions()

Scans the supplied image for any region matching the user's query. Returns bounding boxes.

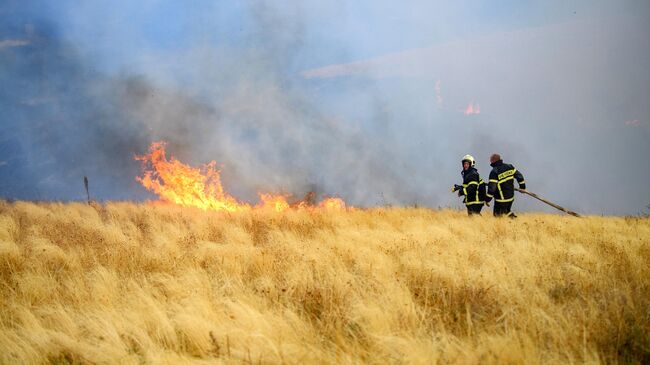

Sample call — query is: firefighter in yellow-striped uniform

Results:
[485,154,526,218]
[452,155,487,215]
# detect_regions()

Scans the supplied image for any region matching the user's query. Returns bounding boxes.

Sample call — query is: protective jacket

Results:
[458,167,486,206]
[486,160,526,203]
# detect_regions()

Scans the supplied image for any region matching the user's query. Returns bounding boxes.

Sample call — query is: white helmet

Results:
[461,154,475,167]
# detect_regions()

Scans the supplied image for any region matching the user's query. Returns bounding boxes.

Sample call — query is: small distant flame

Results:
[435,80,443,108]
[135,141,349,212]
[464,102,480,115]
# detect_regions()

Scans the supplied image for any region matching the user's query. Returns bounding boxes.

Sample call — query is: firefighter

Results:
[452,154,486,215]
[485,154,526,218]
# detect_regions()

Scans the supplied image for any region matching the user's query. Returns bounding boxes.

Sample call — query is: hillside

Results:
[0,201,648,364]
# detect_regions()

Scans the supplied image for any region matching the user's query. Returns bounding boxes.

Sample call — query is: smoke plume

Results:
[1,1,649,214]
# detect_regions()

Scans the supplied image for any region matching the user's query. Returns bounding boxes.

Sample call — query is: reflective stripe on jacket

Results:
[486,160,526,203]
[458,167,485,206]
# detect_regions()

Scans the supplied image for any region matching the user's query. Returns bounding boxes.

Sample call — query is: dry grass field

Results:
[0,201,648,364]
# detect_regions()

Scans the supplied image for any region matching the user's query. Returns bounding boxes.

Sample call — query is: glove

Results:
[451,184,462,192]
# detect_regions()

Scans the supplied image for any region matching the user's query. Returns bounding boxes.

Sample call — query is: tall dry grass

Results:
[0,200,648,364]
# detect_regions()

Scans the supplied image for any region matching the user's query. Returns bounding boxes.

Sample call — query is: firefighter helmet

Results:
[461,154,475,167]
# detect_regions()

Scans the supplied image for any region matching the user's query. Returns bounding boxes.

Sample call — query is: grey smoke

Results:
[302,15,650,214]
[1,2,649,215]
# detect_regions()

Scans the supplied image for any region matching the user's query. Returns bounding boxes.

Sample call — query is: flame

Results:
[319,197,347,210]
[135,142,249,212]
[135,142,349,212]
[464,102,480,115]
[258,193,290,212]
[435,80,443,108]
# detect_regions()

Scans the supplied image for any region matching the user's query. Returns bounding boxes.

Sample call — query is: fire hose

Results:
[515,188,581,217]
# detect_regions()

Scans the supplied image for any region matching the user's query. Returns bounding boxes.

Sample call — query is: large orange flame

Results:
[135,142,349,212]
[135,142,248,212]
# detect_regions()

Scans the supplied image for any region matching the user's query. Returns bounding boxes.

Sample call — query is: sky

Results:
[1,0,649,215]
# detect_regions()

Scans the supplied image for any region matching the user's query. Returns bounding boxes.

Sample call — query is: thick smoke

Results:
[304,14,650,214]
[1,2,649,214]
[0,2,444,206]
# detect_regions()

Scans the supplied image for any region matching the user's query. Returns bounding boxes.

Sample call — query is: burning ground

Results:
[135,141,347,212]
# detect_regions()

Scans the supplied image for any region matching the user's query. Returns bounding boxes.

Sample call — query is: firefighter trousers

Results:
[466,204,483,216]
[493,201,516,218]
